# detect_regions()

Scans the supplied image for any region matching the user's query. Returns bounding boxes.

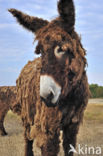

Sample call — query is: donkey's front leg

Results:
[63,123,79,156]
[41,132,60,156]
[24,137,34,156]
[0,109,8,136]
[0,121,8,136]
[24,129,34,156]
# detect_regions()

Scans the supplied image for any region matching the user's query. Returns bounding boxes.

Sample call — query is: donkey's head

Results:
[9,0,87,107]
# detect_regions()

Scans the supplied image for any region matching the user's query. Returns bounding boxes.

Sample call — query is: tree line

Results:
[89,84,103,98]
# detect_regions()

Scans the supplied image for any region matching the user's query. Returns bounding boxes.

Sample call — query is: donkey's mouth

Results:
[41,96,59,107]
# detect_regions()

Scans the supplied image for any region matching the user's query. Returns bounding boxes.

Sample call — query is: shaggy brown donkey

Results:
[0,86,17,136]
[9,0,90,155]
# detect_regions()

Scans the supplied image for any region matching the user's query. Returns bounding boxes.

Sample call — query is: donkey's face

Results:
[9,0,86,107]
[37,26,86,107]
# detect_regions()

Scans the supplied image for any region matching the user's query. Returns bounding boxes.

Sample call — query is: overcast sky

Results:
[0,0,103,86]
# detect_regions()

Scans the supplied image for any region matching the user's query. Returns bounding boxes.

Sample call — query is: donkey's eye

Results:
[54,46,65,58]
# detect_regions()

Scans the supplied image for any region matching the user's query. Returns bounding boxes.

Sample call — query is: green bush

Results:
[89,84,103,98]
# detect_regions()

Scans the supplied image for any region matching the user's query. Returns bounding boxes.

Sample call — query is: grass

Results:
[84,104,103,122]
[75,101,103,156]
[0,99,103,156]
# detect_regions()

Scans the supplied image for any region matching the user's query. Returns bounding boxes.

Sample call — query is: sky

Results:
[0,0,103,86]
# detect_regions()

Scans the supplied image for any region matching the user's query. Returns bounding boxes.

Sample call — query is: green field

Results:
[0,99,103,156]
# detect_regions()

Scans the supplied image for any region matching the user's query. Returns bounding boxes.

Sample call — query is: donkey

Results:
[0,86,17,136]
[9,0,90,156]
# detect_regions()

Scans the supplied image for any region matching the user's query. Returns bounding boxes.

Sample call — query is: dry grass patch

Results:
[84,103,103,122]
[0,100,103,156]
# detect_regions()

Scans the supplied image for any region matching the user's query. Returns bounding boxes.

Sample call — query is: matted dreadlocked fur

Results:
[0,86,17,136]
[8,0,90,156]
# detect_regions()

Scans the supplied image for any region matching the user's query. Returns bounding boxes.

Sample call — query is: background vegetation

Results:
[89,84,103,98]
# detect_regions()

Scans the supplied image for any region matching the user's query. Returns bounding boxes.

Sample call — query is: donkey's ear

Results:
[8,9,49,34]
[58,0,75,31]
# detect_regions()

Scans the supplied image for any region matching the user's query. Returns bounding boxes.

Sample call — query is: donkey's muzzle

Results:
[40,75,61,107]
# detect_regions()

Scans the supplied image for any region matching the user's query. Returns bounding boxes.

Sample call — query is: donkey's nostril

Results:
[46,92,54,102]
[40,92,57,107]
[40,92,54,103]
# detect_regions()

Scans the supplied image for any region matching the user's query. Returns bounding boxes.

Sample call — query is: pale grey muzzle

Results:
[40,75,61,104]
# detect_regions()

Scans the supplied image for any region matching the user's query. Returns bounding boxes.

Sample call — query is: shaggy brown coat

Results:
[8,0,90,156]
[0,86,17,135]
[16,54,89,156]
